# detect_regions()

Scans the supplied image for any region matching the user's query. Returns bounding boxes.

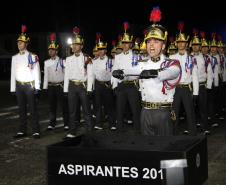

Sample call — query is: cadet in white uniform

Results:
[200,32,219,127]
[190,32,213,135]
[217,36,225,120]
[10,25,41,139]
[220,42,226,113]
[210,34,222,125]
[113,7,181,136]
[92,36,115,130]
[112,22,141,132]
[43,33,69,131]
[64,27,94,138]
[170,22,198,135]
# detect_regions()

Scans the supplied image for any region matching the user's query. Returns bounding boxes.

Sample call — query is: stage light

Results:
[67,38,72,45]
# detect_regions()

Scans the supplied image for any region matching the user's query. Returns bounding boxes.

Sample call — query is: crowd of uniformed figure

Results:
[10,17,226,139]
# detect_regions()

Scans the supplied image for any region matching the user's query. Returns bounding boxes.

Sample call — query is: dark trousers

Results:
[141,108,173,136]
[68,82,92,130]
[207,88,218,125]
[223,82,226,112]
[16,83,39,133]
[94,81,115,127]
[173,86,196,135]
[218,78,224,115]
[194,85,208,130]
[48,85,68,126]
[115,83,141,131]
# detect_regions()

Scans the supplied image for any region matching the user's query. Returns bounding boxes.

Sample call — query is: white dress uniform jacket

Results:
[10,50,41,92]
[124,54,181,103]
[191,52,213,89]
[63,52,94,92]
[92,55,113,82]
[43,56,65,89]
[170,52,199,95]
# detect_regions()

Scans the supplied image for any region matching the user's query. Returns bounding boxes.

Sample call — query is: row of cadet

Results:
[11,7,226,139]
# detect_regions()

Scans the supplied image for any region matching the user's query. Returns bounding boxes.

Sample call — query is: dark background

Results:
[0,0,225,80]
[1,0,226,40]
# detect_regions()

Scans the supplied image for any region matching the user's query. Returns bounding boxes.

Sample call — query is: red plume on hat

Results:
[169,36,175,43]
[96,32,101,43]
[21,25,27,33]
[200,31,206,39]
[177,22,184,33]
[211,32,216,39]
[50,33,56,42]
[150,7,162,24]
[192,28,198,36]
[123,22,129,33]
[112,40,116,46]
[73,26,80,35]
[217,34,222,41]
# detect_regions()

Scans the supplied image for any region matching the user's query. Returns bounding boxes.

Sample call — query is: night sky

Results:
[1,0,226,40]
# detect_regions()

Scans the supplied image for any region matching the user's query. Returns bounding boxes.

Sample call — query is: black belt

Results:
[177,84,190,88]
[122,80,137,84]
[96,80,111,87]
[48,82,63,86]
[199,81,206,86]
[142,101,172,109]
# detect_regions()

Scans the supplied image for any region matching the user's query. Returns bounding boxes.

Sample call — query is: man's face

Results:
[48,49,57,58]
[17,41,27,51]
[192,44,200,53]
[98,49,106,57]
[122,42,131,52]
[218,47,224,54]
[177,41,187,51]
[210,46,217,55]
[201,46,209,54]
[71,43,83,53]
[146,38,165,58]
[93,51,99,58]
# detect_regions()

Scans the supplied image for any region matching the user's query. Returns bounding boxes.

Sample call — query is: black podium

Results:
[47,133,208,185]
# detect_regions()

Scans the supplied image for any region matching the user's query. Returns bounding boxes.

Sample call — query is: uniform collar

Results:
[50,56,59,61]
[178,51,187,56]
[210,53,218,57]
[192,52,200,56]
[100,55,106,60]
[150,54,162,62]
[19,50,28,55]
[123,50,131,55]
[74,52,81,57]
